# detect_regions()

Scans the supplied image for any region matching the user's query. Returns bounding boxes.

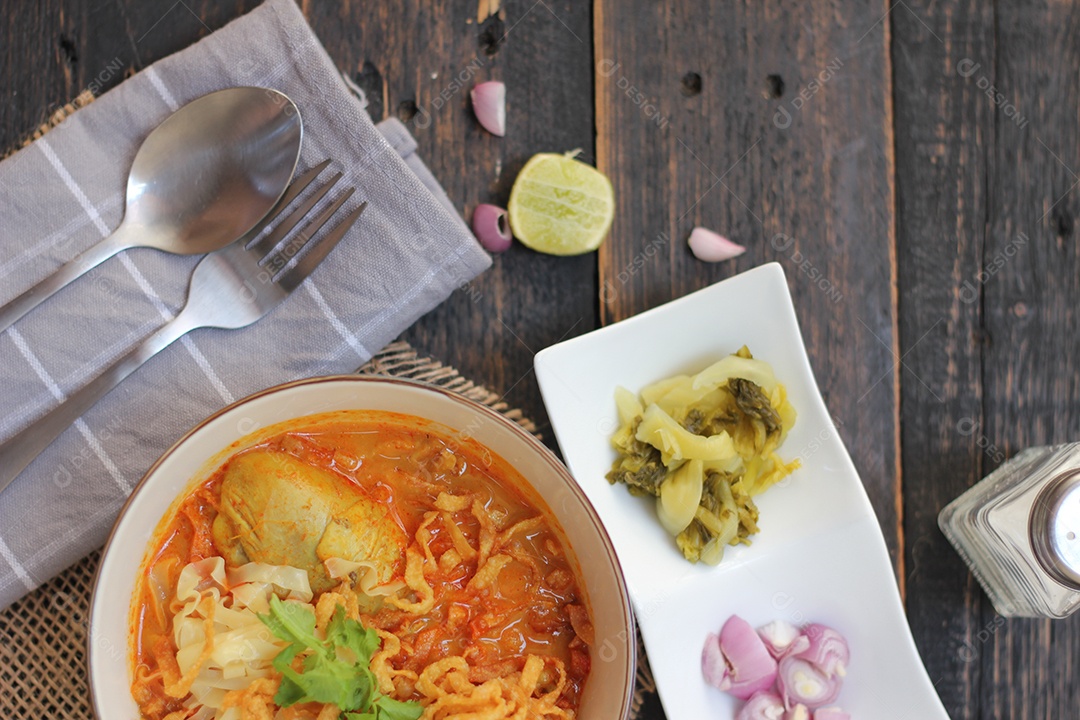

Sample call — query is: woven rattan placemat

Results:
[0,341,657,718]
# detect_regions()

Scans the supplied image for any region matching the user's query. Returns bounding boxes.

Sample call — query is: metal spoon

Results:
[0,86,303,333]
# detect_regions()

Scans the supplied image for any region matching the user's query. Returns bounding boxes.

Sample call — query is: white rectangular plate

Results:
[535,263,951,719]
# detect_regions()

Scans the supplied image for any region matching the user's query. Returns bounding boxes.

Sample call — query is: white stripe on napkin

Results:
[304,282,370,360]
[38,140,112,237]
[116,255,174,322]
[9,328,73,404]
[0,536,35,591]
[73,421,131,493]
[145,67,180,112]
[8,328,130,494]
[0,195,123,283]
[180,336,234,404]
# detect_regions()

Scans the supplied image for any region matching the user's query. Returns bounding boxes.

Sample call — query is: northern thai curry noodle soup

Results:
[130,410,593,720]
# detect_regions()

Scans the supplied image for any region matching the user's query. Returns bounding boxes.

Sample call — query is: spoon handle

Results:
[0,230,131,334]
[0,309,200,496]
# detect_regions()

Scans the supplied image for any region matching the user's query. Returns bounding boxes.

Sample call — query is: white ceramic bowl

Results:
[88,376,635,719]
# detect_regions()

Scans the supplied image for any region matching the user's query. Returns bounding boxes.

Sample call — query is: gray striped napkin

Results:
[0,0,490,610]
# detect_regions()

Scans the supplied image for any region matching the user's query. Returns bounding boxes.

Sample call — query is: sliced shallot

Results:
[776,656,842,709]
[472,203,513,253]
[758,620,810,659]
[702,631,728,688]
[812,708,851,720]
[717,615,779,700]
[706,615,852,717]
[470,81,506,136]
[688,226,746,262]
[785,704,810,720]
[735,690,786,720]
[795,624,850,678]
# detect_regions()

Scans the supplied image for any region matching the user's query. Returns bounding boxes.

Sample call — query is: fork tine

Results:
[277,200,367,292]
[249,170,343,257]
[241,159,332,248]
[264,186,355,272]
[273,160,332,215]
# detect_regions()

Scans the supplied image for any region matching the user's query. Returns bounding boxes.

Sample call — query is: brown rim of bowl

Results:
[88,374,636,720]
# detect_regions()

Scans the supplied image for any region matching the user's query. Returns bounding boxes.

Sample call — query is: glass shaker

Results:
[939,443,1080,618]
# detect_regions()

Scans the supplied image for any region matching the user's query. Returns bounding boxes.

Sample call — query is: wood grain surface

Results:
[0,0,1078,717]
[891,2,994,715]
[892,1,1080,718]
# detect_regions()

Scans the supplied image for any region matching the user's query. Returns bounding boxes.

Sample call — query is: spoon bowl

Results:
[120,87,303,254]
[0,86,303,332]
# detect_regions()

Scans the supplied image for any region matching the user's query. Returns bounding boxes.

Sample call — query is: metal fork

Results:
[0,161,366,495]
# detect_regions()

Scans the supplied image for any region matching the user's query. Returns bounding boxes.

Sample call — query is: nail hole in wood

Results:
[59,34,78,65]
[681,72,702,97]
[765,74,785,98]
[1054,210,1074,239]
[355,61,384,120]
[479,16,506,56]
[397,99,418,123]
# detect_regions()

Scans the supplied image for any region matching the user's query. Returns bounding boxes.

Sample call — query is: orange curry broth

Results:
[130,411,592,718]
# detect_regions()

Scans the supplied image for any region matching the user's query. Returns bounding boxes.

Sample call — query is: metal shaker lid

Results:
[1030,471,1080,589]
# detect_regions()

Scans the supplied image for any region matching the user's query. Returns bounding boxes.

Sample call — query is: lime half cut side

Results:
[507,152,615,256]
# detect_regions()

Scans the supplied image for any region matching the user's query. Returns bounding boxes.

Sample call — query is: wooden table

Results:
[2,1,1077,717]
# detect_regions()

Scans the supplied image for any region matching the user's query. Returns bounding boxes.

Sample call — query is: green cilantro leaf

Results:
[258,595,424,719]
[260,594,321,648]
[374,695,425,720]
[326,605,381,663]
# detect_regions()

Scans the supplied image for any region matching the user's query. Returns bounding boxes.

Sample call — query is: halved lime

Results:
[507,152,615,256]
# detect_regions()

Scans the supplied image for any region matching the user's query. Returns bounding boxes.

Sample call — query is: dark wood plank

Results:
[0,1,87,145]
[0,0,262,152]
[895,1,1080,717]
[305,0,598,450]
[593,0,902,571]
[978,3,1080,718]
[891,2,994,716]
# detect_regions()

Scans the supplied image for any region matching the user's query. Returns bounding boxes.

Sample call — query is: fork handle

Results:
[0,230,132,334]
[0,310,200,496]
